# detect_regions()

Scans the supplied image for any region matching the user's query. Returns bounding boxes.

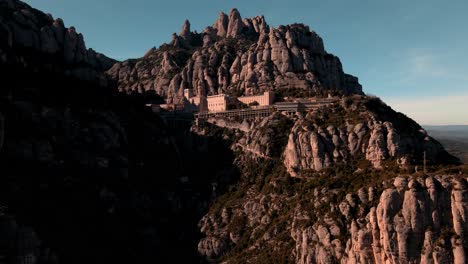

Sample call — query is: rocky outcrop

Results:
[283,96,459,176]
[2,1,467,264]
[213,12,229,37]
[0,1,236,263]
[196,126,468,263]
[0,0,116,83]
[107,9,362,103]
[226,8,243,38]
[196,167,296,262]
[179,19,192,41]
[290,176,468,264]
[233,113,293,158]
[193,98,463,263]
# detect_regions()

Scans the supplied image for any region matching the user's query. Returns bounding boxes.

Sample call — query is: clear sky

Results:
[23,0,468,125]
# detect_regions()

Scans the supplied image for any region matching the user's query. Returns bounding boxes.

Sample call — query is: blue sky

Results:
[23,0,468,125]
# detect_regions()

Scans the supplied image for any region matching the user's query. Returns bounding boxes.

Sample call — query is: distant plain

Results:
[425,125,468,164]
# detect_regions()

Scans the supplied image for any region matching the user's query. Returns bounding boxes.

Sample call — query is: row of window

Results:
[208,103,226,106]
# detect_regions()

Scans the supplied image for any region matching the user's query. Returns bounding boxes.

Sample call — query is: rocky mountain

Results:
[283,96,459,176]
[1,1,467,264]
[0,0,236,263]
[0,0,116,84]
[106,9,363,103]
[194,111,465,263]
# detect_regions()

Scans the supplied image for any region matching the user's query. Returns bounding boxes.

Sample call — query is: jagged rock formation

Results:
[194,114,466,264]
[283,96,459,176]
[192,96,461,264]
[0,0,235,263]
[107,8,362,102]
[0,0,116,84]
[200,96,459,177]
[213,12,229,37]
[1,1,467,264]
[226,8,243,38]
[199,169,468,264]
[290,176,468,264]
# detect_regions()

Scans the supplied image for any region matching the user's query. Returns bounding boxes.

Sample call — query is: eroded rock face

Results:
[3,1,467,263]
[179,19,192,41]
[197,188,288,261]
[227,8,244,38]
[213,12,229,37]
[290,176,468,264]
[0,0,116,82]
[282,98,458,176]
[284,120,432,175]
[196,143,468,264]
[0,1,229,263]
[195,131,468,263]
[107,8,362,103]
[193,103,462,263]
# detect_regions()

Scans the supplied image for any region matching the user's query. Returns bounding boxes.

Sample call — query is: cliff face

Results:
[1,1,467,264]
[0,1,236,263]
[283,96,459,176]
[195,114,465,264]
[106,8,362,102]
[192,95,461,263]
[0,0,116,84]
[199,169,468,264]
[292,175,468,264]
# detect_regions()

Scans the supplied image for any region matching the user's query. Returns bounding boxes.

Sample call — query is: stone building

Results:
[184,89,229,112]
[184,89,275,113]
[184,89,208,112]
[238,91,275,106]
[207,94,228,112]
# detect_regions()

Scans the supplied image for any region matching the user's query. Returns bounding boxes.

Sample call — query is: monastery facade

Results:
[237,92,275,107]
[184,89,275,113]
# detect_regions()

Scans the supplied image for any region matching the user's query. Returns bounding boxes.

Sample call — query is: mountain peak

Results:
[213,11,229,37]
[107,8,363,102]
[179,19,191,40]
[227,8,244,37]
[1,1,467,263]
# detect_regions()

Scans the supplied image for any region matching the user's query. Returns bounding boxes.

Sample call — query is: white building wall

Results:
[238,91,274,106]
[185,91,274,113]
[207,94,227,112]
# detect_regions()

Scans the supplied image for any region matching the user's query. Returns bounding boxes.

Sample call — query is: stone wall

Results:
[207,94,228,112]
[238,91,275,106]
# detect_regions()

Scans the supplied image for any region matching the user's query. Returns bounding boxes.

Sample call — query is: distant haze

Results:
[425,125,468,163]
[387,95,468,126]
[22,0,468,125]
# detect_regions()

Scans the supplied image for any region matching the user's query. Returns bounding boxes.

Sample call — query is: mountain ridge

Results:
[107,8,363,103]
[0,1,467,263]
